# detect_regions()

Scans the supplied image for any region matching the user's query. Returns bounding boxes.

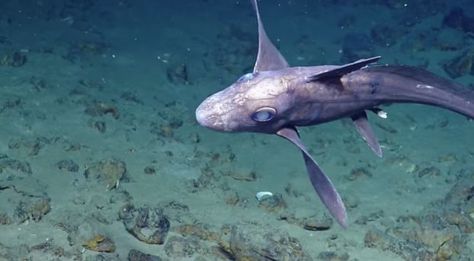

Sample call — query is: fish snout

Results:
[195,99,227,131]
[195,102,212,127]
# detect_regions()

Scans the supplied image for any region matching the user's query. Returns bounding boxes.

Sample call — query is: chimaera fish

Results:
[195,0,474,227]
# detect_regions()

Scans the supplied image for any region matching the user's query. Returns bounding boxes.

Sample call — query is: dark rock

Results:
[364,227,434,260]
[119,204,170,245]
[0,212,12,225]
[1,51,27,67]
[84,158,126,190]
[417,166,441,178]
[442,49,474,78]
[221,225,312,261]
[128,249,162,261]
[317,251,349,261]
[355,210,384,225]
[175,223,221,242]
[0,157,32,175]
[144,166,156,175]
[15,197,51,223]
[443,7,474,34]
[56,159,79,172]
[164,236,200,258]
[346,167,373,181]
[302,214,333,231]
[166,64,189,84]
[364,171,474,260]
[85,102,119,119]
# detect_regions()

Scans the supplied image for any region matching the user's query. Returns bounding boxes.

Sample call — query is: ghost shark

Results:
[195,0,474,227]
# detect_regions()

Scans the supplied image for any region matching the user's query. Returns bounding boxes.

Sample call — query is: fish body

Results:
[195,0,474,227]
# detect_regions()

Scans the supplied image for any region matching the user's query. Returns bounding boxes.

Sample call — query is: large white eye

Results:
[251,107,276,122]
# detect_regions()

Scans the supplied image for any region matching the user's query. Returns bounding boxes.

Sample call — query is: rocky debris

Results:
[143,166,156,175]
[364,171,474,260]
[442,49,474,78]
[364,227,433,260]
[223,190,240,206]
[56,159,80,172]
[8,136,58,157]
[14,197,51,223]
[89,120,107,133]
[166,63,189,84]
[85,102,120,119]
[84,158,126,190]
[219,224,313,261]
[0,97,22,114]
[257,193,287,212]
[0,240,73,260]
[0,155,32,175]
[29,76,50,92]
[119,204,170,245]
[346,167,373,181]
[279,212,334,231]
[225,169,257,182]
[434,29,467,52]
[317,251,350,261]
[149,102,186,139]
[175,223,221,242]
[0,185,51,224]
[82,234,116,253]
[164,236,201,258]
[417,166,441,178]
[443,7,474,34]
[0,50,27,67]
[65,40,111,62]
[128,249,163,261]
[355,210,384,225]
[0,212,12,225]
[93,120,107,133]
[187,166,221,192]
[301,215,333,231]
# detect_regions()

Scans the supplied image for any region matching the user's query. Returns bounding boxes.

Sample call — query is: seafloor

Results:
[0,0,473,260]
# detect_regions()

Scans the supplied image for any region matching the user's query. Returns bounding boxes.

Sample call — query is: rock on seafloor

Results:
[364,171,474,260]
[218,224,313,261]
[84,158,127,190]
[119,204,170,245]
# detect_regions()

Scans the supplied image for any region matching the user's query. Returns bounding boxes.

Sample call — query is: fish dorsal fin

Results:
[251,0,289,73]
[308,56,381,82]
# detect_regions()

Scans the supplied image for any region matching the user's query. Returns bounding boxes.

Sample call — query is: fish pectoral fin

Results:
[308,56,381,82]
[351,111,383,158]
[276,127,348,228]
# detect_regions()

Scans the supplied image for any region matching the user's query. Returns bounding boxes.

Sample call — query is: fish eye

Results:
[251,107,276,122]
[237,72,257,82]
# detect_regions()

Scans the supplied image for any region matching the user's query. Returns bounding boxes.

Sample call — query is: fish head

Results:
[196,71,295,134]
